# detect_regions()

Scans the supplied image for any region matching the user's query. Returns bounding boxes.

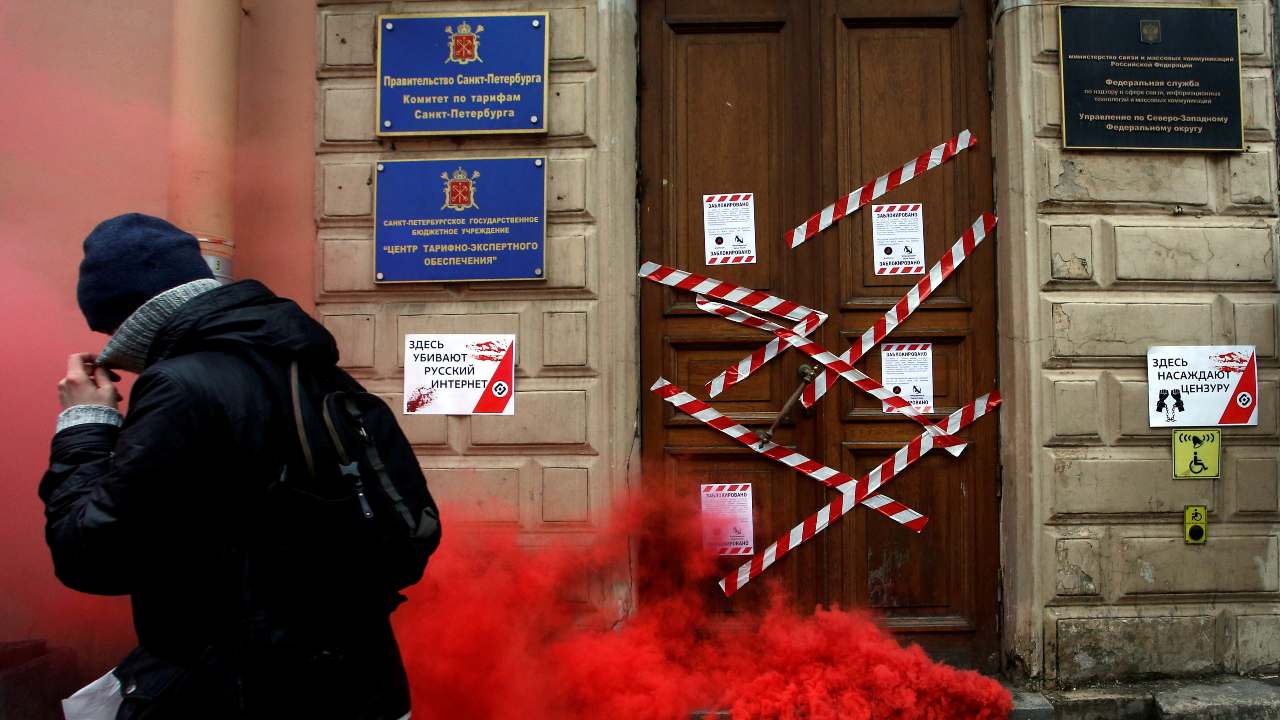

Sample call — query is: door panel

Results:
[820,0,996,669]
[837,25,962,301]
[839,325,972,418]
[640,0,997,670]
[666,30,780,292]
[640,0,823,615]
[662,451,811,615]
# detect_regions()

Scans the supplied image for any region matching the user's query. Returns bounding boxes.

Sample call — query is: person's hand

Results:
[58,353,121,410]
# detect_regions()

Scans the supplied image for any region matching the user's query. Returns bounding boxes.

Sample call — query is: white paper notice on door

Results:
[700,483,754,555]
[702,193,757,265]
[872,204,925,275]
[881,343,934,413]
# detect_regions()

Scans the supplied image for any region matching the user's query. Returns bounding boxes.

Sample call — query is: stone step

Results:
[1042,677,1280,720]
[694,676,1280,719]
[1007,684,1054,719]
[1154,678,1280,720]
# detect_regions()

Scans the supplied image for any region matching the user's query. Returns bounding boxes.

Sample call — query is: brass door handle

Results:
[759,364,820,446]
[798,364,818,383]
[796,364,817,418]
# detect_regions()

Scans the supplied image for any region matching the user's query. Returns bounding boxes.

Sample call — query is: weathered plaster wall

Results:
[994,1,1280,687]
[236,0,318,311]
[313,0,639,612]
[0,0,172,675]
[0,0,318,677]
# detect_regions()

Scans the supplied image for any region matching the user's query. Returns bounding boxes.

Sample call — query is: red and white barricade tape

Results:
[801,212,997,408]
[707,255,755,265]
[651,378,928,532]
[787,130,977,249]
[719,392,1001,596]
[638,261,825,327]
[719,547,754,555]
[639,261,826,397]
[706,333,783,397]
[698,302,824,398]
[702,202,991,400]
[695,297,966,456]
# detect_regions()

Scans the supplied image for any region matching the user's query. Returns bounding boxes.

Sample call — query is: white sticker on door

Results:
[881,343,934,413]
[872,204,925,275]
[700,483,754,555]
[702,193,757,265]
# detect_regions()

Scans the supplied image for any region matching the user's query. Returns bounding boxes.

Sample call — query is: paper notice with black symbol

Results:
[881,343,934,414]
[872,204,925,275]
[700,483,754,555]
[1147,345,1258,427]
[702,193,757,266]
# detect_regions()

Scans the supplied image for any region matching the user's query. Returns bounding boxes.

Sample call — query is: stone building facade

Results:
[312,0,1278,686]
[315,3,638,622]
[994,2,1280,685]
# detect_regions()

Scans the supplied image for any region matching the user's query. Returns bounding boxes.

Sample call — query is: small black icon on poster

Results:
[1155,388,1187,423]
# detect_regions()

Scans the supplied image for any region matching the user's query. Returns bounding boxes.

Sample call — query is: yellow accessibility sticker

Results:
[1172,429,1221,480]
[1185,505,1208,544]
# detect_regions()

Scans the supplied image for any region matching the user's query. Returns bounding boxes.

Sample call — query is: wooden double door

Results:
[639,0,1000,670]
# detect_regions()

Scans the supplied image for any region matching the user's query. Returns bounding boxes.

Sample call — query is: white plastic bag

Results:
[61,668,122,720]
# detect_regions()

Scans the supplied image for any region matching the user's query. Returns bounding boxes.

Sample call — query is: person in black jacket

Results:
[42,213,424,719]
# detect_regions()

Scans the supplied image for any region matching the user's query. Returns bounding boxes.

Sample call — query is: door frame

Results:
[635,0,1004,670]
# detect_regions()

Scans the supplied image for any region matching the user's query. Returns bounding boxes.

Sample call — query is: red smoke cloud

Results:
[394,494,1011,719]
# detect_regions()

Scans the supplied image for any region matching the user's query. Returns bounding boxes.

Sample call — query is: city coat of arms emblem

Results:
[445,21,484,64]
[1140,20,1161,44]
[442,168,480,211]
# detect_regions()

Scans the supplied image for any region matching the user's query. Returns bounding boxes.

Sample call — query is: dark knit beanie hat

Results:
[77,213,215,333]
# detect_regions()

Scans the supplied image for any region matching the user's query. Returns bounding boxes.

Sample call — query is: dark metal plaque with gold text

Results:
[1059,5,1243,151]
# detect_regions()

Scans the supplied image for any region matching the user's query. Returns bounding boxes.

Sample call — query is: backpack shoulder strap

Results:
[290,360,317,478]
[342,397,417,529]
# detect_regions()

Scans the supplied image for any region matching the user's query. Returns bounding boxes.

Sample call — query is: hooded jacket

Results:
[40,281,414,719]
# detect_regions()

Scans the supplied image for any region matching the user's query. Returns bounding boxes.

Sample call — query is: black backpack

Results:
[258,360,441,609]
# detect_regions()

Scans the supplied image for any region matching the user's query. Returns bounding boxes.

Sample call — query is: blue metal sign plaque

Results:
[374,157,546,283]
[377,13,548,136]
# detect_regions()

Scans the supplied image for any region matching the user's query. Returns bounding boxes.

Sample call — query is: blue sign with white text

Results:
[375,157,546,283]
[378,13,548,136]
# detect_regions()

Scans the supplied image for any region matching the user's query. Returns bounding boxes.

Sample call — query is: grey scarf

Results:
[56,278,222,433]
[96,278,222,373]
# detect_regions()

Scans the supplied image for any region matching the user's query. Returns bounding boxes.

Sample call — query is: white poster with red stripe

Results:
[881,343,934,413]
[403,334,515,415]
[872,204,925,275]
[702,193,757,266]
[700,484,754,555]
[1147,346,1258,427]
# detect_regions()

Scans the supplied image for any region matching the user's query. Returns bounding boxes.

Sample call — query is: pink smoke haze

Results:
[2,6,1011,717]
[0,0,315,680]
[394,493,1012,719]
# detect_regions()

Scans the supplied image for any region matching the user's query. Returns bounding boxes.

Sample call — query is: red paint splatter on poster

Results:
[1213,351,1250,374]
[394,492,1012,719]
[468,340,509,362]
[406,387,435,412]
